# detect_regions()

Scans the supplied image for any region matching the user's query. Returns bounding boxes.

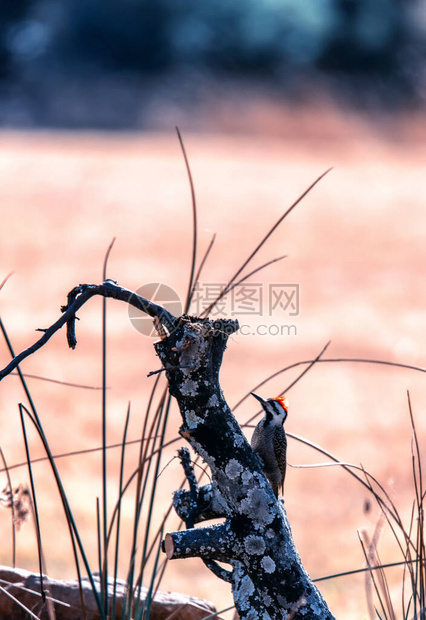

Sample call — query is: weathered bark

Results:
[155,314,335,619]
[0,566,218,620]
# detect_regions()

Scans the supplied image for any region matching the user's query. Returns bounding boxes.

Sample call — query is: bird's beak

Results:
[250,392,266,404]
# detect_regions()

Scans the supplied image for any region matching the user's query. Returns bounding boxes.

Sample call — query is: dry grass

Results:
[1,108,426,618]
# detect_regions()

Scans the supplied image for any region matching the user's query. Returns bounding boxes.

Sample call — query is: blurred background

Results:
[1,0,426,129]
[1,2,426,620]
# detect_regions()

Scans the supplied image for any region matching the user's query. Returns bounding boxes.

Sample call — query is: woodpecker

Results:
[250,392,289,498]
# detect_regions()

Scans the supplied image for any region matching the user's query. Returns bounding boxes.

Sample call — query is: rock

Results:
[0,566,220,620]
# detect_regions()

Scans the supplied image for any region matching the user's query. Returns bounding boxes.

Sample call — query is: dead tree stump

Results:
[0,281,335,620]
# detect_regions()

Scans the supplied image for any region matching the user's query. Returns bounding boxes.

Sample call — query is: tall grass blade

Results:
[17,401,103,619]
[111,402,131,620]
[142,397,172,567]
[104,437,181,552]
[407,392,425,616]
[200,605,236,620]
[202,168,332,315]
[189,233,216,304]
[139,528,164,620]
[100,237,115,613]
[199,253,287,319]
[176,128,198,314]
[123,383,166,619]
[1,311,92,619]
[313,558,420,583]
[242,342,330,427]
[0,318,42,429]
[0,584,45,620]
[0,436,178,474]
[10,372,105,389]
[359,530,387,620]
[19,405,56,619]
[134,394,172,611]
[0,272,13,292]
[233,356,426,415]
[96,497,103,602]
[18,404,46,601]
[0,446,16,567]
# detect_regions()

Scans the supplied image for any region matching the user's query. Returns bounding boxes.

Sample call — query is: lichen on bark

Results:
[157,314,335,620]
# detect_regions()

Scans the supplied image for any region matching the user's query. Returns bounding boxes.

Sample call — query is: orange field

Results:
[1,109,426,618]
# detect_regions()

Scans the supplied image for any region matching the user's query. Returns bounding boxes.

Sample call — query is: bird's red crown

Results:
[273,396,289,413]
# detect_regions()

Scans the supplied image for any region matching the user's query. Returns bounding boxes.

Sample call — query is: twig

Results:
[0,281,177,381]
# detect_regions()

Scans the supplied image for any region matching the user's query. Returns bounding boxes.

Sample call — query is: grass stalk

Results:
[133,394,172,618]
[96,497,103,603]
[16,399,103,619]
[201,168,332,316]
[0,446,16,568]
[18,405,46,601]
[175,128,198,315]
[0,584,45,620]
[100,237,115,613]
[111,402,131,620]
[122,386,167,619]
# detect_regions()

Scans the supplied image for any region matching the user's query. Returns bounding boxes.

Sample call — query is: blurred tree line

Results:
[0,0,424,125]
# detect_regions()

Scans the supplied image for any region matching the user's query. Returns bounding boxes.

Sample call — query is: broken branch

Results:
[0,280,176,381]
